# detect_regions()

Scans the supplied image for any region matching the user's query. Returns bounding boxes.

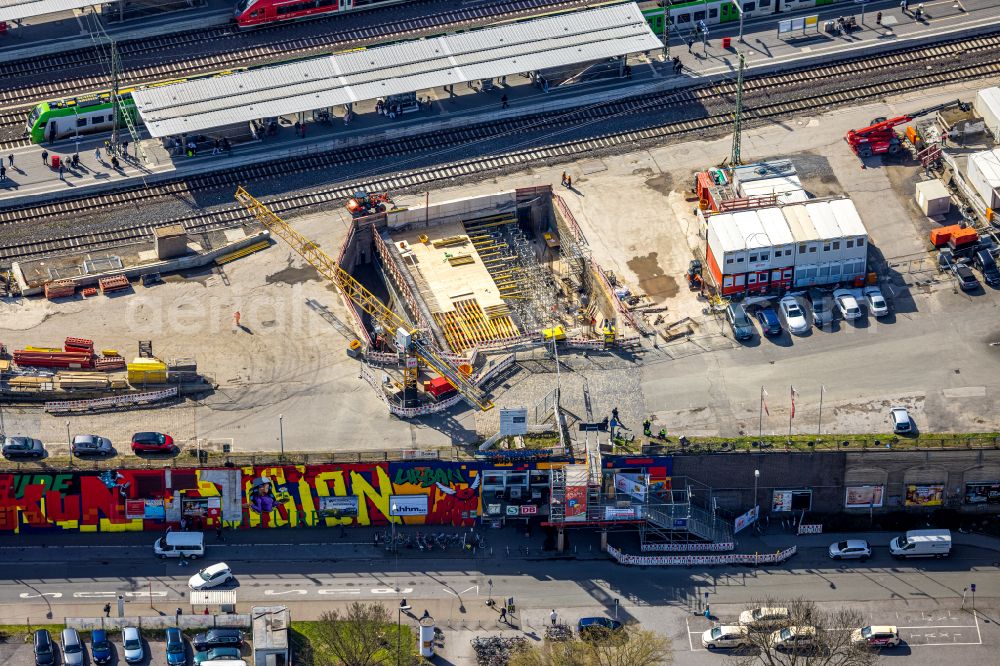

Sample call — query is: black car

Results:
[193,628,244,651]
[953,264,980,292]
[34,629,55,666]
[974,249,1000,287]
[3,436,45,460]
[725,304,755,340]
[754,307,782,336]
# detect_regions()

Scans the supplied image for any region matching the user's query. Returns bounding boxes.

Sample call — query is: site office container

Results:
[974,86,1000,140]
[966,149,1000,211]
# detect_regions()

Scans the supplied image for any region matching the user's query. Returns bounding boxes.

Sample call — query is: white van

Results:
[154,532,205,559]
[889,529,952,559]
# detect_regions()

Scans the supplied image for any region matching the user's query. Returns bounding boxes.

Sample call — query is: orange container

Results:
[950,227,979,247]
[929,224,961,247]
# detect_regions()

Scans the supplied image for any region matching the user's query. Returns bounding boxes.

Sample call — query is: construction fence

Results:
[607,544,797,567]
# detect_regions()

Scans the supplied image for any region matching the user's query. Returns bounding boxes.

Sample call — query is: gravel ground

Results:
[2,41,996,253]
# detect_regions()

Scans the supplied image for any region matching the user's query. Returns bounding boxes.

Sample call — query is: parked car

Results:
[832,289,862,320]
[828,539,871,560]
[778,295,809,334]
[34,629,55,666]
[3,435,45,460]
[701,625,750,649]
[953,263,980,292]
[131,431,175,453]
[194,645,242,664]
[770,626,817,651]
[973,248,1000,287]
[725,303,755,340]
[862,286,889,317]
[578,617,625,642]
[754,307,782,336]
[61,628,85,666]
[122,626,144,664]
[71,434,114,457]
[192,628,244,652]
[91,629,113,664]
[738,607,790,630]
[851,625,901,648]
[889,406,912,434]
[189,562,234,590]
[807,288,834,327]
[165,627,187,666]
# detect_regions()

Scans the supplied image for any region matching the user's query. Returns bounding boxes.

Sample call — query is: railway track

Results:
[1,33,999,264]
[0,0,605,145]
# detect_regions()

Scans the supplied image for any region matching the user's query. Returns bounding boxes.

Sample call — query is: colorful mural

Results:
[0,457,673,532]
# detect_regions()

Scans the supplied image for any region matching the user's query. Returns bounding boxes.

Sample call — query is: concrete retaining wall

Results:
[66,614,250,631]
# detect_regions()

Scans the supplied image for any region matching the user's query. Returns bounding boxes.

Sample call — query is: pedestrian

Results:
[294,121,301,135]
[550,609,558,626]
[6,154,12,167]
[676,61,684,76]
[216,525,224,541]
[222,137,231,155]
[59,163,65,180]
[41,150,48,165]
[0,165,5,180]
[203,607,210,615]
[300,123,306,138]
[501,94,508,109]
[876,11,882,24]
[915,3,923,19]
[234,311,241,329]
[175,607,182,621]
[103,603,111,617]
[72,153,79,167]
[499,606,507,623]
[625,64,632,80]
[95,147,101,162]
[687,37,694,53]
[560,171,567,186]
[48,125,55,143]
[111,156,120,170]
[566,175,572,189]
[122,140,129,156]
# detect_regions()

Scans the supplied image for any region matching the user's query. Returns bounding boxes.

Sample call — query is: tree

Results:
[309,602,416,666]
[724,598,878,666]
[509,623,672,666]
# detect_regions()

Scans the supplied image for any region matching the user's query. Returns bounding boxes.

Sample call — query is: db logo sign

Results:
[520,505,538,515]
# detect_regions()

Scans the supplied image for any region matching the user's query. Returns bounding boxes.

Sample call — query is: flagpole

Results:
[759,386,764,439]
[788,386,794,439]
[817,386,824,436]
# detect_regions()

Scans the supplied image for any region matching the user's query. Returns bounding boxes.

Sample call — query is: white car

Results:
[702,625,749,649]
[828,539,871,560]
[189,562,233,590]
[863,286,889,317]
[122,626,144,664]
[832,289,862,320]
[778,295,809,334]
[890,407,912,433]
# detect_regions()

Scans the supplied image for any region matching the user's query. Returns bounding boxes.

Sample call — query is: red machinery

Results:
[346,190,392,218]
[844,100,969,158]
[234,0,410,29]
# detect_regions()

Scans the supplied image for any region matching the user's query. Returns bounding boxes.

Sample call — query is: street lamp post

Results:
[66,421,71,446]
[487,578,494,606]
[753,469,760,519]
[278,414,284,457]
[397,598,411,666]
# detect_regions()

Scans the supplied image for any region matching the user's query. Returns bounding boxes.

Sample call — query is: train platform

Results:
[0,1,997,208]
[0,0,234,62]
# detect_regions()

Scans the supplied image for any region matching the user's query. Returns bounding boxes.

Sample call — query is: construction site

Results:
[239,185,642,422]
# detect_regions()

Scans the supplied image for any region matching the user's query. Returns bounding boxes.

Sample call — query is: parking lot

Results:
[0,631,248,666]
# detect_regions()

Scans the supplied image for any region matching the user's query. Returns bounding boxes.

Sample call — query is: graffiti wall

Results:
[0,462,484,533]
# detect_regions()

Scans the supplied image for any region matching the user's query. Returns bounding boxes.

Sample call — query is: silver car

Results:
[779,295,809,334]
[2,436,45,459]
[122,626,144,664]
[71,434,114,457]
[61,628,84,666]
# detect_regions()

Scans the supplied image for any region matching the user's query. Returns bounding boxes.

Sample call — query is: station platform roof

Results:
[2,0,97,22]
[132,3,662,138]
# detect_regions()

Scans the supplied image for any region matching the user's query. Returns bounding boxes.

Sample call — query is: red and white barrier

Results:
[45,387,179,413]
[640,542,735,553]
[608,545,797,567]
[797,524,823,535]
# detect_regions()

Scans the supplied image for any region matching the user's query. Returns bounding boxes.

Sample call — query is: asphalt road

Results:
[2,533,998,664]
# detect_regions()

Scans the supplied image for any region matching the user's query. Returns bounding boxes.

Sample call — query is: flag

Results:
[762,388,770,416]
[790,386,797,419]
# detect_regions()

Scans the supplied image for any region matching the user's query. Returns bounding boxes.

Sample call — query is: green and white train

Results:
[26,91,140,144]
[638,0,840,35]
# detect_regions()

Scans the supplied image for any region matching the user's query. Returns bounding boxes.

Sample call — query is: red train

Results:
[234,0,410,28]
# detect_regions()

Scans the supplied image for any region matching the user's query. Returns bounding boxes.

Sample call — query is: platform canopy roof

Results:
[1,0,98,22]
[132,3,663,138]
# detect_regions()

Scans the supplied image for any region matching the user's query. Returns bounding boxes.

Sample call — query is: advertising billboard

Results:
[604,507,636,521]
[318,496,359,518]
[905,484,944,507]
[389,495,429,517]
[845,485,884,508]
[772,490,812,512]
[964,482,1000,504]
[734,506,759,534]
[614,473,648,502]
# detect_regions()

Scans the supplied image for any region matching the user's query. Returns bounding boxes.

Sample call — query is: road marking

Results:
[899,625,977,629]
[458,586,478,596]
[126,592,167,598]
[19,592,62,599]
[264,590,308,596]
[685,617,699,652]
[317,589,361,595]
[372,587,413,595]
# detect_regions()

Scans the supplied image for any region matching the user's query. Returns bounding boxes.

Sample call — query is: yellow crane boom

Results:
[233,186,493,412]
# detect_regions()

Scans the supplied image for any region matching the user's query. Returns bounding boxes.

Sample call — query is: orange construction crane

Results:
[234,186,493,413]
